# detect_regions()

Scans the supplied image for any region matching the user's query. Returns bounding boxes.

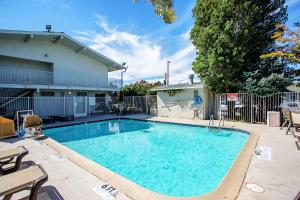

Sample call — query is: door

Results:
[95,93,106,113]
[74,92,87,117]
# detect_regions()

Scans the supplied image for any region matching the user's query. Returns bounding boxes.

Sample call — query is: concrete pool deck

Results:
[1,115,300,200]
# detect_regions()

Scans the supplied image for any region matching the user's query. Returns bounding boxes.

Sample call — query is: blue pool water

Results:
[44,119,249,197]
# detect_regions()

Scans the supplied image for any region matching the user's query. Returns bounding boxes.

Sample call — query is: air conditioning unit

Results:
[267,111,280,127]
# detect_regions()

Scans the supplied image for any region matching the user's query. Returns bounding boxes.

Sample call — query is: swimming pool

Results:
[44,119,249,197]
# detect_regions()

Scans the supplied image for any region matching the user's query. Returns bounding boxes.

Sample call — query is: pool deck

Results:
[1,115,300,200]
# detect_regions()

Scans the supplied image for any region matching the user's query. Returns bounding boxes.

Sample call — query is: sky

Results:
[0,0,299,85]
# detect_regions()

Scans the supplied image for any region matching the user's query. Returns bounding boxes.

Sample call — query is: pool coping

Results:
[42,118,260,200]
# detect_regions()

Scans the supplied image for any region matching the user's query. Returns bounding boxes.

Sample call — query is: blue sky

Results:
[0,0,299,84]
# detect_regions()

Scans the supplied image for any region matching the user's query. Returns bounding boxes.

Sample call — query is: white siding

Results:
[0,38,108,87]
[157,87,210,119]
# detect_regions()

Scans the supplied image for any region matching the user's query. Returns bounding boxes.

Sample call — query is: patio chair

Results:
[0,146,29,175]
[0,164,48,200]
[23,115,43,135]
[291,112,300,133]
[281,108,293,134]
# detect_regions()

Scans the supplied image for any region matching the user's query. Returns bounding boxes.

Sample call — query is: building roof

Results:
[0,29,125,72]
[151,83,204,91]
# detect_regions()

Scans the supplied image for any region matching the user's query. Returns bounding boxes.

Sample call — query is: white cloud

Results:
[74,15,196,84]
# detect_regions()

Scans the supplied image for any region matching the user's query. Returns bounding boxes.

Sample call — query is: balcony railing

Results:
[0,67,53,85]
[0,67,121,89]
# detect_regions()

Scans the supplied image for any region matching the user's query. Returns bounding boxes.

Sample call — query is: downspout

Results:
[121,63,128,90]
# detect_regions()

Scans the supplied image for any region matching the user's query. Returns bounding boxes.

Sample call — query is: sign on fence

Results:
[227,93,238,101]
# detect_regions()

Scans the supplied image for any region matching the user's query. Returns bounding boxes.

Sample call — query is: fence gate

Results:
[74,96,87,117]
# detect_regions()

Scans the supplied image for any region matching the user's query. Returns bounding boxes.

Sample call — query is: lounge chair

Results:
[291,112,300,133]
[281,108,292,133]
[0,164,48,200]
[0,146,29,175]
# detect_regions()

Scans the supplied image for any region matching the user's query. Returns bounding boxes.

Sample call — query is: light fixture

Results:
[46,25,52,32]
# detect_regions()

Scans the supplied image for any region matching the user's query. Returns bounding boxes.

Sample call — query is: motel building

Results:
[0,28,125,118]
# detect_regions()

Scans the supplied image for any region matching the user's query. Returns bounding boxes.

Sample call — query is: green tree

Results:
[122,80,162,96]
[241,56,293,94]
[133,0,176,23]
[190,0,288,94]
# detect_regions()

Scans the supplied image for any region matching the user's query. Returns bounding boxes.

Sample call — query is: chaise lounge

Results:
[0,164,48,200]
[0,146,29,175]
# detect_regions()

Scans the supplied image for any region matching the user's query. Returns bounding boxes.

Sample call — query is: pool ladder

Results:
[209,115,225,130]
[208,115,214,129]
[218,115,225,129]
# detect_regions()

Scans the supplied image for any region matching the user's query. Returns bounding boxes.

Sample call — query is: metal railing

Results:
[218,92,300,123]
[108,78,121,89]
[0,67,53,85]
[0,67,121,89]
[0,95,157,120]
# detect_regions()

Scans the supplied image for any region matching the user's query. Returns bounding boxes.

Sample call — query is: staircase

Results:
[0,89,33,116]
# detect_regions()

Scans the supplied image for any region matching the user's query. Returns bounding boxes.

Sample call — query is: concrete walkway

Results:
[1,116,300,200]
[0,137,130,200]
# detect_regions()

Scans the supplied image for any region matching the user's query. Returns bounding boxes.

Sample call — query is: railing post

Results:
[24,68,27,84]
[27,96,30,110]
[48,72,50,86]
[251,93,254,123]
[219,95,221,120]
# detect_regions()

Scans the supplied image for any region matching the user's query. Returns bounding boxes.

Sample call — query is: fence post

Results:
[87,96,90,117]
[63,96,66,115]
[251,94,254,123]
[145,95,148,114]
[73,96,75,118]
[132,96,135,107]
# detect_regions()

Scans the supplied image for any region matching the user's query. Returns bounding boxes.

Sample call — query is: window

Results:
[95,94,106,111]
[40,91,55,96]
[77,92,87,96]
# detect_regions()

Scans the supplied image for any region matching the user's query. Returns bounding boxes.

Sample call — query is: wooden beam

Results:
[75,47,86,53]
[24,34,33,42]
[52,35,63,43]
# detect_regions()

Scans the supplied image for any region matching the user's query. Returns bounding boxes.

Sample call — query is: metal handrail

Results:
[219,115,224,129]
[208,115,214,129]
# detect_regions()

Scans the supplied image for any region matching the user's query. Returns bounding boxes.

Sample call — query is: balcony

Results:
[0,67,121,90]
